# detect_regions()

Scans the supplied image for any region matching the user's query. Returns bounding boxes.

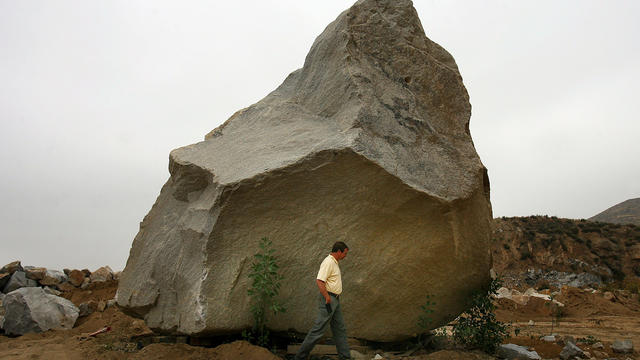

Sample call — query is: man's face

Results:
[337,248,348,260]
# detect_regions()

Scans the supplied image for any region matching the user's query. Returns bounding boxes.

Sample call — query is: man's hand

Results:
[316,279,331,305]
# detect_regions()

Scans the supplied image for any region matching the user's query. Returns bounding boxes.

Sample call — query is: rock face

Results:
[117,0,492,341]
[2,287,79,335]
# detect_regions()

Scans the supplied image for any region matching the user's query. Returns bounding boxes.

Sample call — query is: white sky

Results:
[1,1,639,271]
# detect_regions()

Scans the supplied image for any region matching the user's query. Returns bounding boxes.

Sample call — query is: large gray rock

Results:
[612,339,633,353]
[2,287,79,335]
[117,0,492,342]
[497,344,541,359]
[3,271,38,293]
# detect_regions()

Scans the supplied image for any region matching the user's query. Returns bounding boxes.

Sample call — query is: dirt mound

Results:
[130,341,280,360]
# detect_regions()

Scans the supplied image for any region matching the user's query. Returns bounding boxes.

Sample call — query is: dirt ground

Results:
[1,282,639,359]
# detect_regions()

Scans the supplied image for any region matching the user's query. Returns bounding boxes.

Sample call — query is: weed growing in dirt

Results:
[243,237,286,347]
[451,278,509,354]
[416,294,436,347]
[578,335,600,345]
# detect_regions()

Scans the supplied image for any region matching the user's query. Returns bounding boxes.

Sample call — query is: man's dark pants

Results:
[294,293,350,359]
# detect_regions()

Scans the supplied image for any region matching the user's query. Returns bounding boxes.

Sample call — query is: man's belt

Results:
[328,292,340,299]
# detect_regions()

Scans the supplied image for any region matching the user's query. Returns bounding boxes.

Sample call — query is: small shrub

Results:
[622,278,640,294]
[559,239,568,251]
[417,294,436,347]
[520,250,532,260]
[585,239,592,249]
[536,279,551,291]
[451,278,509,354]
[578,335,600,345]
[243,237,286,347]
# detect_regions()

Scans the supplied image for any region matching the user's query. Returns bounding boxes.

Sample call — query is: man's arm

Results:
[316,279,331,304]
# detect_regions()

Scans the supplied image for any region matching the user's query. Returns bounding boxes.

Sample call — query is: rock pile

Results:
[0,261,119,335]
[117,0,492,342]
[500,338,635,360]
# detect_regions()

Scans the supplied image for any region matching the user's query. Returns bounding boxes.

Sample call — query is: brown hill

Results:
[589,197,640,225]
[491,216,640,288]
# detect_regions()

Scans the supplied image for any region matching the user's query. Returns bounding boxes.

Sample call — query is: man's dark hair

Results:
[332,241,349,253]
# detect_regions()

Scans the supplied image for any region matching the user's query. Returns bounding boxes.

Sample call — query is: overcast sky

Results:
[1,0,639,271]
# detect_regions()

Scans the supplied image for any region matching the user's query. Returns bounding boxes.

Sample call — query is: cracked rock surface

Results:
[117,0,492,341]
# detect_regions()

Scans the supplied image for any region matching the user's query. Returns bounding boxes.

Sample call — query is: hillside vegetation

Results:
[491,216,640,288]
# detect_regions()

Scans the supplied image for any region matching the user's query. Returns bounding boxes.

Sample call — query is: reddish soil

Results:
[1,281,639,359]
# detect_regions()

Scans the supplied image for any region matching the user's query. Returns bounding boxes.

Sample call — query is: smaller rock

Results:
[40,270,68,286]
[592,342,604,349]
[90,266,114,283]
[592,350,607,358]
[559,342,583,360]
[78,302,96,317]
[0,261,23,275]
[43,287,61,296]
[97,300,107,312]
[68,270,86,287]
[0,273,10,290]
[558,335,576,346]
[80,277,90,289]
[498,344,541,359]
[349,349,366,360]
[541,335,556,342]
[528,320,535,326]
[0,292,5,322]
[3,271,38,293]
[24,267,47,281]
[612,339,633,353]
[373,355,384,360]
[106,299,117,308]
[603,291,615,301]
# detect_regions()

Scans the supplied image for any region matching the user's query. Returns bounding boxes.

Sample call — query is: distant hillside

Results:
[589,198,640,226]
[491,216,640,287]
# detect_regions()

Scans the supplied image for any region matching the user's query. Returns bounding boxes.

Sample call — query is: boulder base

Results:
[117,0,492,342]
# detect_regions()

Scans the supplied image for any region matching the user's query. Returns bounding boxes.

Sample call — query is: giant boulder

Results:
[2,287,79,335]
[117,0,492,342]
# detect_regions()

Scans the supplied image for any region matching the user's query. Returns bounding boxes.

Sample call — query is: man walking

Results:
[295,241,351,360]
